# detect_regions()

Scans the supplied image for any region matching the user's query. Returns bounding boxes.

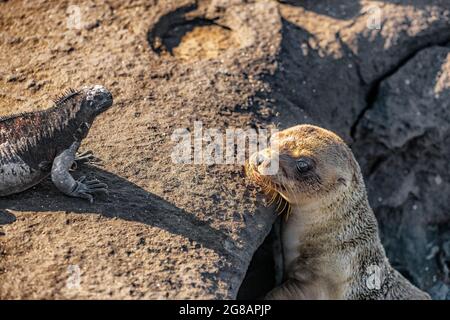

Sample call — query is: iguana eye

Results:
[296,158,312,173]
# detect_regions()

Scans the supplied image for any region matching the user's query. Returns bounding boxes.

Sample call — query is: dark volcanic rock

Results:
[267,1,450,142]
[353,46,450,298]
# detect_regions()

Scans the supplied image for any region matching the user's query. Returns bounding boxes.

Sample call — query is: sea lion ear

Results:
[337,177,347,186]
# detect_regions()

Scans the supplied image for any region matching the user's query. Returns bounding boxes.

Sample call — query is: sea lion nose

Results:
[252,150,279,176]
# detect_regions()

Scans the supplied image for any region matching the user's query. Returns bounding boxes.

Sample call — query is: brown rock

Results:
[1,0,450,300]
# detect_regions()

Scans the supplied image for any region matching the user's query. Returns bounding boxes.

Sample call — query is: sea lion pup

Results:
[246,124,430,300]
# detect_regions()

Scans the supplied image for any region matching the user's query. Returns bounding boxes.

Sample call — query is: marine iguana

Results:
[0,85,113,203]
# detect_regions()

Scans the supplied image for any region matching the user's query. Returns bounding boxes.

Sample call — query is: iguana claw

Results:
[70,150,103,171]
[75,150,95,163]
[71,176,108,203]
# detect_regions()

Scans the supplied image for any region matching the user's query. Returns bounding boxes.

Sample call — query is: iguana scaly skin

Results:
[0,85,113,202]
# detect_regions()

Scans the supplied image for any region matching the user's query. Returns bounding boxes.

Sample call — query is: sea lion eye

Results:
[296,158,311,173]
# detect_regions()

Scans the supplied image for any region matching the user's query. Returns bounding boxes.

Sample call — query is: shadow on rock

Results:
[260,17,366,140]
[279,0,362,20]
[0,210,16,225]
[0,165,230,255]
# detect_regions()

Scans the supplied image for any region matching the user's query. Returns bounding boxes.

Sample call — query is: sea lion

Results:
[246,124,430,300]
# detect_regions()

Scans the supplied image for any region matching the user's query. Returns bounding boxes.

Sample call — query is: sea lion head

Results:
[246,124,360,209]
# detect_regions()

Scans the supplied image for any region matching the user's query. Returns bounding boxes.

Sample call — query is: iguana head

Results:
[48,85,113,142]
[54,85,113,118]
[79,85,113,116]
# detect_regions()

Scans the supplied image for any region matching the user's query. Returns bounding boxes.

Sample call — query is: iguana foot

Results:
[70,176,108,203]
[75,150,99,163]
[70,150,102,171]
[52,142,108,203]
